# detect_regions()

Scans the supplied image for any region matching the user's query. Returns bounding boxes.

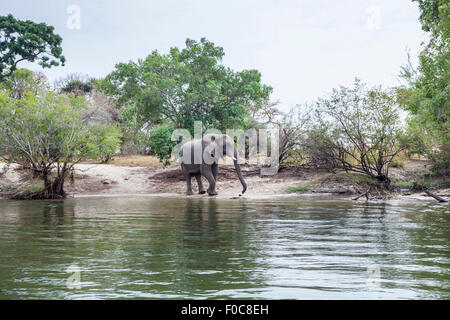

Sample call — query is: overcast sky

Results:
[1,0,427,111]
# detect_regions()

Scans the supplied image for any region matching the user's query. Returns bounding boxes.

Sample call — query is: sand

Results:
[0,161,448,202]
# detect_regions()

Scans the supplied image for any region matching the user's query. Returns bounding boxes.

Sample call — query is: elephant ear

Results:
[210,135,216,158]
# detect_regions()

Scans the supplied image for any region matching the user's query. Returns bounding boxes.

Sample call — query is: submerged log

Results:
[424,190,448,203]
[352,187,371,201]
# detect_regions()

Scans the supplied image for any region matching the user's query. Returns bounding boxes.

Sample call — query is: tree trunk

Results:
[41,168,67,199]
[51,176,66,198]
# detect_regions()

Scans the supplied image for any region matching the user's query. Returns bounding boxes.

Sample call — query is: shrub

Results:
[0,90,122,199]
[305,80,407,186]
[390,159,405,169]
[88,124,123,163]
[148,123,178,167]
[285,185,309,193]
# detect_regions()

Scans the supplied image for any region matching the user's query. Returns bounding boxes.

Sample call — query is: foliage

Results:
[114,103,152,155]
[334,172,380,188]
[100,37,272,135]
[81,89,121,126]
[0,14,65,81]
[412,0,449,37]
[399,0,449,176]
[0,90,121,198]
[396,181,414,188]
[246,100,282,129]
[87,124,123,163]
[285,185,309,193]
[0,68,49,99]
[55,73,96,96]
[430,142,450,177]
[390,158,405,169]
[277,105,311,168]
[148,123,178,166]
[302,127,341,171]
[306,80,407,184]
[61,79,95,95]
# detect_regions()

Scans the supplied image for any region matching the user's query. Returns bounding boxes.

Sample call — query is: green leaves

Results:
[0,68,50,99]
[86,124,123,162]
[310,80,406,182]
[398,1,449,176]
[402,1,449,138]
[0,14,65,81]
[412,0,449,38]
[101,37,272,135]
[148,123,177,167]
[99,37,272,164]
[0,89,122,168]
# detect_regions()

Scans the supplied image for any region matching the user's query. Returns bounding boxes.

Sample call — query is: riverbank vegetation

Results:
[0,0,448,200]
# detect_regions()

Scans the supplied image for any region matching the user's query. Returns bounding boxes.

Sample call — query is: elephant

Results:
[179,134,247,196]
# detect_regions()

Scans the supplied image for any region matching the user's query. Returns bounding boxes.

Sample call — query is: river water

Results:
[0,196,448,299]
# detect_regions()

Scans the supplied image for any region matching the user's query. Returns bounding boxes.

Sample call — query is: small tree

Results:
[0,14,65,82]
[88,124,123,163]
[307,80,407,185]
[0,68,49,99]
[277,105,311,168]
[303,128,341,171]
[100,38,272,137]
[148,123,178,166]
[0,90,122,199]
[54,73,95,96]
[398,0,449,176]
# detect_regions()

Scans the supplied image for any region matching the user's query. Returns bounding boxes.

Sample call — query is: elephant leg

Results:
[182,165,193,195]
[212,163,218,181]
[194,173,206,194]
[202,165,217,196]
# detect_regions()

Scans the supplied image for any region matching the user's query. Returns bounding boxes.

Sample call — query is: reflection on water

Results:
[0,197,448,299]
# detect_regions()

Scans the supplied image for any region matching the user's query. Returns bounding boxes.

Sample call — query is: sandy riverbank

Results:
[0,159,449,202]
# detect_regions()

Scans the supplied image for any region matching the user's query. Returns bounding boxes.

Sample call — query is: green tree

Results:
[88,124,123,163]
[412,0,449,36]
[306,80,407,185]
[101,37,272,135]
[399,0,449,175]
[54,73,96,96]
[0,68,49,99]
[0,14,65,82]
[148,122,178,166]
[0,90,122,199]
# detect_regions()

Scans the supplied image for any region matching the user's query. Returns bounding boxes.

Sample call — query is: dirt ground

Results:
[1,157,449,202]
[64,162,325,197]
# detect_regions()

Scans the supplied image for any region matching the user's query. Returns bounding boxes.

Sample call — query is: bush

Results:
[302,128,341,172]
[88,124,123,163]
[305,80,407,186]
[390,159,405,169]
[0,90,122,199]
[431,143,450,177]
[285,185,309,193]
[148,123,178,167]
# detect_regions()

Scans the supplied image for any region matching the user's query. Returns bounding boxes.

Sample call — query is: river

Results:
[0,196,448,299]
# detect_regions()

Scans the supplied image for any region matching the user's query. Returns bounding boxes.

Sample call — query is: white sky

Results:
[1,0,427,112]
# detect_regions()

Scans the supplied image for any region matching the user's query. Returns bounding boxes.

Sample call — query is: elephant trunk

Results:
[233,148,247,194]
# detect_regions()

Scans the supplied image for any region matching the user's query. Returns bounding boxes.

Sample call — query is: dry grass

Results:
[104,155,164,167]
[85,155,244,168]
